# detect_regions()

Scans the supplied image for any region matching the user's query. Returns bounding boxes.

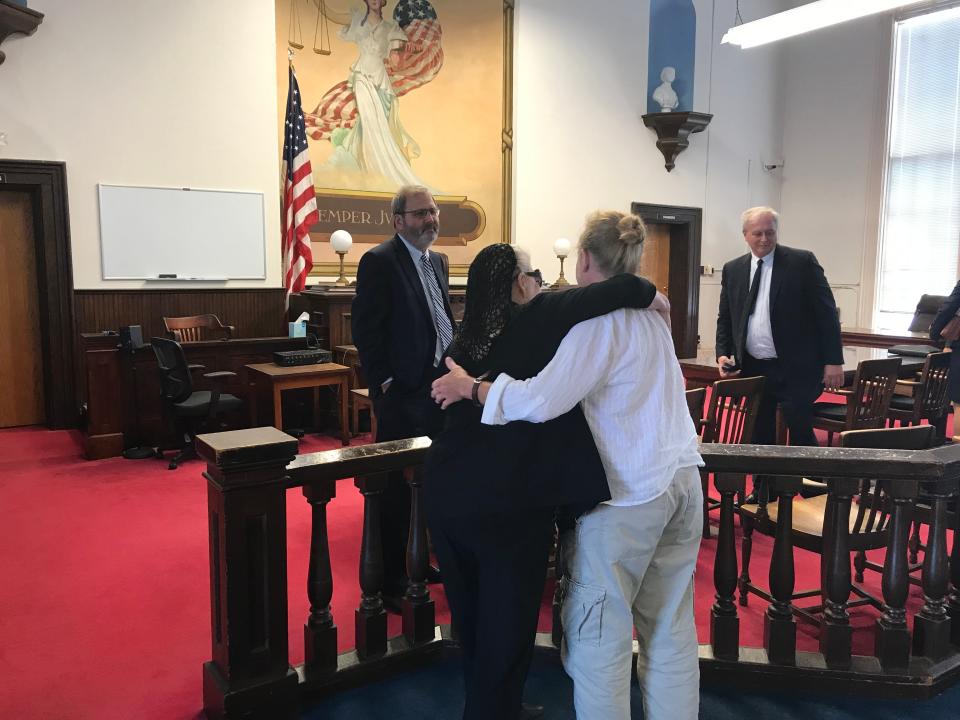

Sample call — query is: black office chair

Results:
[150,337,243,469]
[908,294,948,333]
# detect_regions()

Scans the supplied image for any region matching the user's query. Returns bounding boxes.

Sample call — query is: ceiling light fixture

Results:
[722,0,928,49]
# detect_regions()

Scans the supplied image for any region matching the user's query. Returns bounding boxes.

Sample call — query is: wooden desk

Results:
[841,326,942,349]
[246,362,351,445]
[679,345,928,389]
[81,334,307,459]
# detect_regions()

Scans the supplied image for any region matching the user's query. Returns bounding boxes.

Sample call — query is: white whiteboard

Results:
[98,184,267,280]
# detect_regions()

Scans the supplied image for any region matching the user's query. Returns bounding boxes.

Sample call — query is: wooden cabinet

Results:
[292,287,467,350]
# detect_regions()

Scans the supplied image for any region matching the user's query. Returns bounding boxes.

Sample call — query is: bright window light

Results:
[722,0,928,49]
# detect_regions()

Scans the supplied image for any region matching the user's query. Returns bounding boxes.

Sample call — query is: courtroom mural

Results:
[277,0,512,276]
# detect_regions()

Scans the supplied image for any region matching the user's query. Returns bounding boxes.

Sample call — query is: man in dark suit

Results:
[716,207,844,455]
[352,184,455,602]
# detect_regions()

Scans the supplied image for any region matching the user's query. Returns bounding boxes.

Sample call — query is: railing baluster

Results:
[914,487,952,661]
[303,479,337,676]
[875,481,913,671]
[820,478,856,670]
[765,476,799,666]
[402,467,435,645]
[355,473,388,660]
[711,472,741,660]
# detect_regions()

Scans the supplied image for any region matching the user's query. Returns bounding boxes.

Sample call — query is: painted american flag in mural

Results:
[305,0,443,141]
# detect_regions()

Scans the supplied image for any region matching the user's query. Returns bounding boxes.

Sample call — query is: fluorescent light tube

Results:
[721,0,928,48]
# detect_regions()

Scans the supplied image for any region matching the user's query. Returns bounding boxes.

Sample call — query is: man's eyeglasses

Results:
[523,269,543,287]
[399,207,440,219]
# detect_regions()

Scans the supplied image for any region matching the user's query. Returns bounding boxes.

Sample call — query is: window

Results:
[876,5,960,329]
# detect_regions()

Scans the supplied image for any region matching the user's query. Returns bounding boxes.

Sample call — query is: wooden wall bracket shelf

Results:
[0,0,42,66]
[642,111,713,172]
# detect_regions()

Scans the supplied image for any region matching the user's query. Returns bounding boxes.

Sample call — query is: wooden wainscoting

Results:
[73,288,288,339]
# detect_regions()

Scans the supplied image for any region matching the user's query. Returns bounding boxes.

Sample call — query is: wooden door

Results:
[0,192,45,427]
[641,223,672,294]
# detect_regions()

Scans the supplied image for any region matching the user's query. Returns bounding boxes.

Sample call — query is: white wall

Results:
[778,13,893,328]
[0,0,281,290]
[513,0,788,350]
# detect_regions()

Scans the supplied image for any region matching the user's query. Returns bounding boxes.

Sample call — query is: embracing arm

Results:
[532,273,656,336]
[482,318,612,425]
[351,252,391,391]
[431,317,615,417]
[930,281,960,340]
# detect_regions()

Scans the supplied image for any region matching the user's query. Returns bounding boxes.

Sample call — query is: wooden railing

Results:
[196,429,960,719]
[698,442,960,693]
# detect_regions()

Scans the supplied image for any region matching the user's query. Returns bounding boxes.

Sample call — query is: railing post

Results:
[303,479,337,677]
[402,467,435,645]
[711,472,740,661]
[765,476,800,666]
[197,428,300,720]
[914,485,952,661]
[820,478,856,670]
[354,473,388,660]
[875,479,914,671]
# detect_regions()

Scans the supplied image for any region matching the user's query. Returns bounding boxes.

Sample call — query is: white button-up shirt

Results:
[481,308,703,507]
[745,250,777,360]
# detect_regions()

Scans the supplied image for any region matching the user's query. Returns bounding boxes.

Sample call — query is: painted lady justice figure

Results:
[306,0,443,191]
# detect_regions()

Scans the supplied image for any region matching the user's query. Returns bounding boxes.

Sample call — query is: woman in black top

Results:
[424,243,657,720]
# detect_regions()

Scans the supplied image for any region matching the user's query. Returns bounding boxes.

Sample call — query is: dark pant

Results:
[429,506,555,720]
[372,380,444,595]
[742,355,822,498]
[742,354,822,447]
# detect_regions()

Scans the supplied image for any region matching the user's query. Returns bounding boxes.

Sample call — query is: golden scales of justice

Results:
[289,0,363,55]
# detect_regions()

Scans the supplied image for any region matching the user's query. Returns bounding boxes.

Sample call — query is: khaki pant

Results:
[560,465,703,720]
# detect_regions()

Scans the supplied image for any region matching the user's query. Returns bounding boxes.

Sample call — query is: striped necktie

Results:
[420,252,454,359]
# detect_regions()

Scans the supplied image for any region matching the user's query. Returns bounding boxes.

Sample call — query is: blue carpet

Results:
[301,651,960,719]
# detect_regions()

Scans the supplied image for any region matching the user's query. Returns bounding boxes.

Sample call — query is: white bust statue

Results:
[652,66,680,113]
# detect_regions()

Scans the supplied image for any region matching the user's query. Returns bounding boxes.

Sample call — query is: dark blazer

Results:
[352,234,455,395]
[715,244,844,384]
[930,280,960,402]
[424,274,657,518]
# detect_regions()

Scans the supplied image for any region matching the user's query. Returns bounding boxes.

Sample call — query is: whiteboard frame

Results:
[98,183,268,281]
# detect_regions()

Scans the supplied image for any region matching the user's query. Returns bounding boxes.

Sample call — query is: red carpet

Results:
[0,423,946,719]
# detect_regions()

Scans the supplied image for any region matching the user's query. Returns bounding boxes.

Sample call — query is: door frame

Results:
[0,160,76,428]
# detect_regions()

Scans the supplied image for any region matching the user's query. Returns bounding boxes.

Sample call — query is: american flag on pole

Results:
[282,65,318,302]
[305,0,444,141]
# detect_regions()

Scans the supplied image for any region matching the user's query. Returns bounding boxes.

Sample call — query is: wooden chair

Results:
[811,357,902,447]
[887,351,951,430]
[698,376,765,538]
[685,387,706,429]
[350,388,376,438]
[163,314,234,343]
[738,424,934,620]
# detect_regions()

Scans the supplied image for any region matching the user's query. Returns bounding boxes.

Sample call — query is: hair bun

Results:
[617,214,646,246]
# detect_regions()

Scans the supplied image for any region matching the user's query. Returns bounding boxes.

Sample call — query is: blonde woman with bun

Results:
[434,211,703,720]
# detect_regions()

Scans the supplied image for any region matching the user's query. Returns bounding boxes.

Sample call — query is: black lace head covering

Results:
[448,243,518,369]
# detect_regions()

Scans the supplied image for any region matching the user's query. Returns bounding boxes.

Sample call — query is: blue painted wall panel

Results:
[648,0,697,113]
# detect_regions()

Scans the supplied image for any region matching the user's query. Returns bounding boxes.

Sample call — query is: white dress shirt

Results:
[745,249,777,360]
[481,308,703,507]
[399,234,445,365]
